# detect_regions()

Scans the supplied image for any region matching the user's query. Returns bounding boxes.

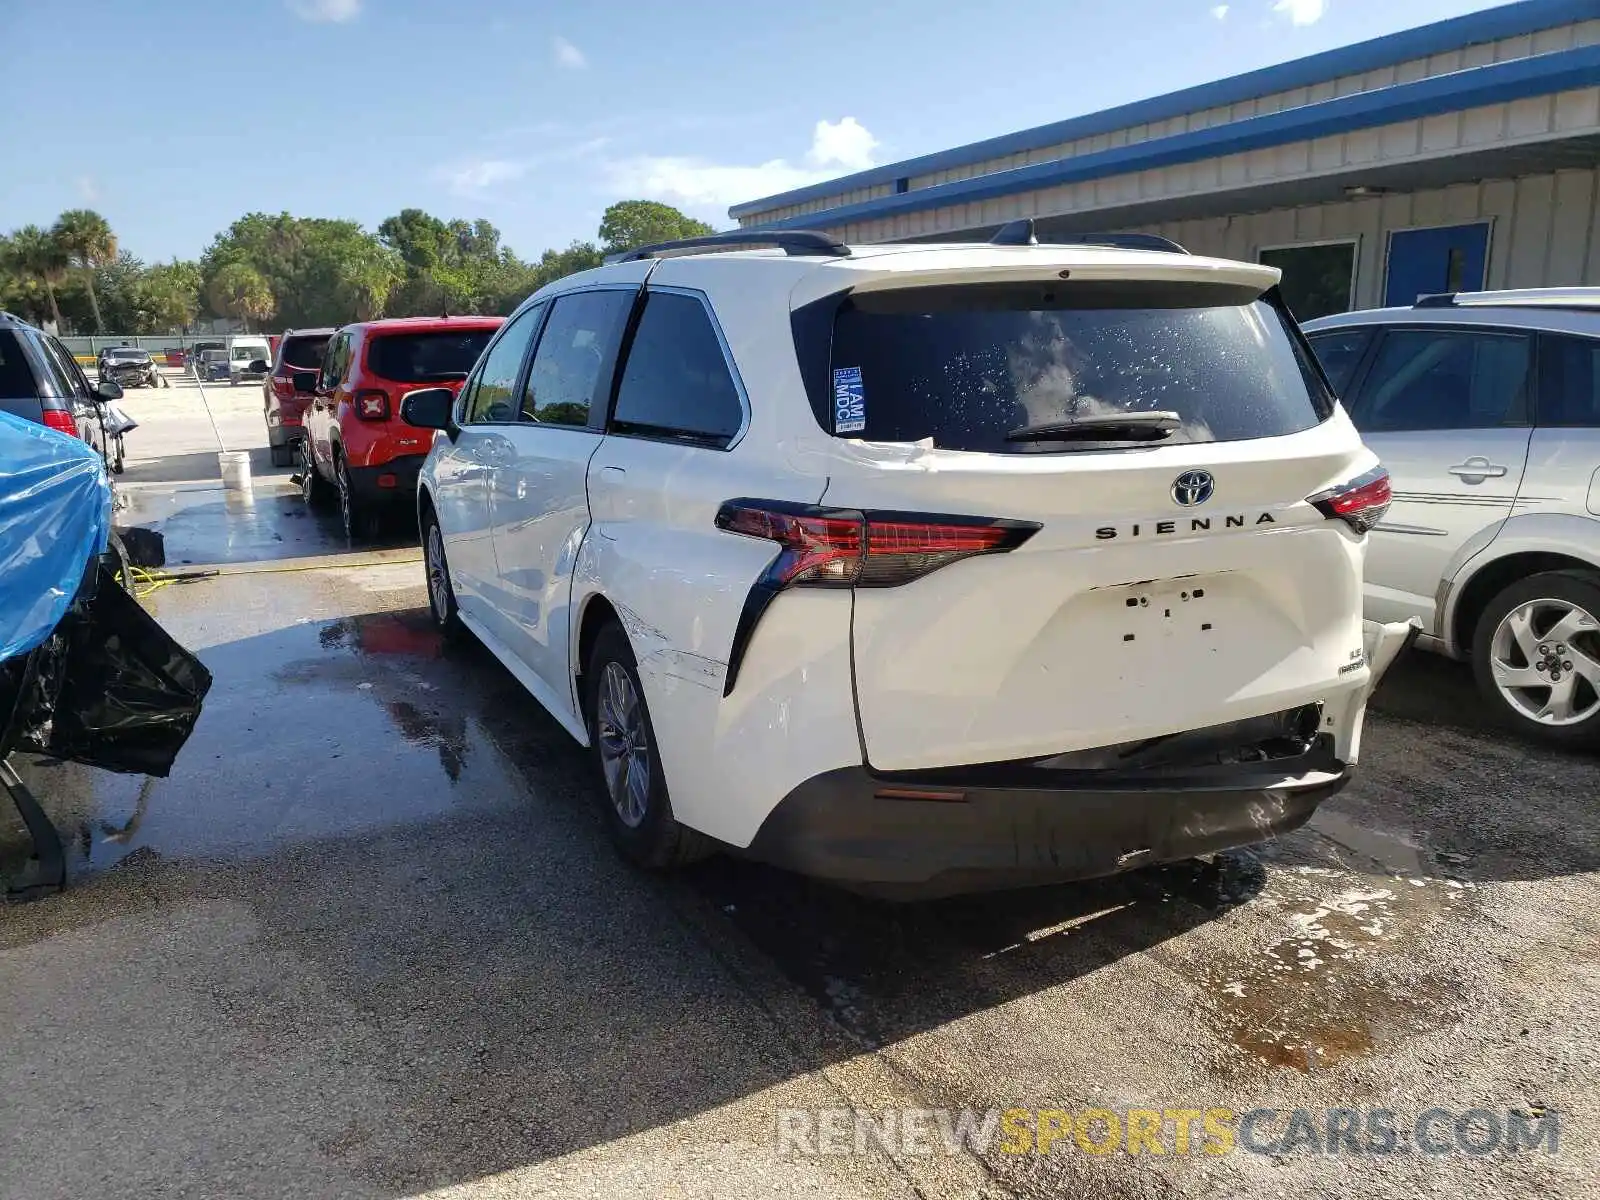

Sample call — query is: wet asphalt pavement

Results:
[1,374,1597,1199]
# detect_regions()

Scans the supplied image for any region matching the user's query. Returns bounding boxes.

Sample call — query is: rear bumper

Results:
[345,454,425,505]
[745,750,1349,900]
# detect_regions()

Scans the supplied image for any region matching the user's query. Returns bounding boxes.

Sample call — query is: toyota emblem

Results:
[1171,470,1214,507]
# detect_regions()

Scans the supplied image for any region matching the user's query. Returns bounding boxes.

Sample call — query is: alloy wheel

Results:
[596,662,651,828]
[336,458,354,539]
[425,523,450,623]
[1489,598,1600,726]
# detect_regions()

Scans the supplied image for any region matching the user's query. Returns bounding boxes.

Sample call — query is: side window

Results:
[1306,328,1372,399]
[1537,334,1600,427]
[321,333,349,389]
[521,290,633,427]
[611,292,744,447]
[49,338,95,397]
[24,332,75,399]
[463,304,543,424]
[1348,328,1531,433]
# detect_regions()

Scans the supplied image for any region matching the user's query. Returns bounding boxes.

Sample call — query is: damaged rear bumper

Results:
[746,750,1349,901]
[743,617,1420,900]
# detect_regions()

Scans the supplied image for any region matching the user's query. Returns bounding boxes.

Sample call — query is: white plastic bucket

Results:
[217,450,252,492]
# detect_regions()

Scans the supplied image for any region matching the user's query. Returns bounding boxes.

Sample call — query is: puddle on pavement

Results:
[1200,846,1475,1075]
[2,607,529,885]
[116,483,414,565]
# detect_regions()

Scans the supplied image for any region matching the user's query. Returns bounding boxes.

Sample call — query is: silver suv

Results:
[1305,289,1600,747]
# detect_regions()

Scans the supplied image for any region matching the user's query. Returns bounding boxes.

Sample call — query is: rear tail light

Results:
[715,500,1038,695]
[715,500,1038,589]
[1308,467,1391,534]
[354,389,390,421]
[40,409,79,438]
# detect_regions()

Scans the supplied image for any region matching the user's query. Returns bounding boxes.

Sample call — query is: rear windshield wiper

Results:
[1005,411,1182,443]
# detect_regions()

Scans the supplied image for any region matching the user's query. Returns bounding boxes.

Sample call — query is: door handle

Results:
[1447,458,1507,482]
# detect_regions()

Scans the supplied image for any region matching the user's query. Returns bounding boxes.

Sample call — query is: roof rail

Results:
[1413,287,1600,311]
[604,230,852,265]
[986,220,1188,254]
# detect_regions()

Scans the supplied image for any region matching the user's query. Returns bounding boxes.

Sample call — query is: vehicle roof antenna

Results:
[990,218,1038,246]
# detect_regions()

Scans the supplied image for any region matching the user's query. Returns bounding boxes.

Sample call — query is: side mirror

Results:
[400,386,456,434]
[249,359,269,374]
[290,370,318,395]
[96,378,124,401]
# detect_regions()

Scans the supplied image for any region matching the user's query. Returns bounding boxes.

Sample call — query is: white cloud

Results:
[1210,4,1229,18]
[436,158,527,197]
[603,117,881,219]
[807,117,878,171]
[77,175,99,203]
[286,0,361,22]
[553,36,587,69]
[1272,0,1327,25]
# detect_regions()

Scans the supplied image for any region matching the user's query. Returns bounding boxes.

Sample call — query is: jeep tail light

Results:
[40,409,79,438]
[715,500,1038,589]
[1309,467,1391,534]
[354,389,390,421]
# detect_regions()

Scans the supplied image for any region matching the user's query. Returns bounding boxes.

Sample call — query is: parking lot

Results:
[2,369,1597,1199]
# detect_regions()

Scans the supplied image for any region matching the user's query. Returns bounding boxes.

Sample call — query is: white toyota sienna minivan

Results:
[405,225,1416,898]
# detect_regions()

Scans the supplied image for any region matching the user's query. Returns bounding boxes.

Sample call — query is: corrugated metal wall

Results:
[1132,166,1600,308]
[827,85,1600,247]
[739,17,1600,226]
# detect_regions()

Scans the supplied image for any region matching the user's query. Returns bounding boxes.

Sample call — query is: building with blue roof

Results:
[730,0,1600,318]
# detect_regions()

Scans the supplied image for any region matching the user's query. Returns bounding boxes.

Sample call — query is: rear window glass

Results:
[0,331,37,395]
[819,281,1331,452]
[280,335,329,370]
[366,330,496,383]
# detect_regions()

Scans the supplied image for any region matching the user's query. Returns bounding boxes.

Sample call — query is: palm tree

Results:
[52,209,117,334]
[4,225,69,330]
[207,262,276,332]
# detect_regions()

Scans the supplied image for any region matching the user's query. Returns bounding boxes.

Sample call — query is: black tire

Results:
[269,441,294,468]
[335,451,381,541]
[299,441,335,510]
[1471,569,1600,749]
[584,621,714,869]
[421,506,463,635]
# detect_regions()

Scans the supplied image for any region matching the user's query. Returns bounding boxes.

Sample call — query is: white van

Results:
[226,337,273,386]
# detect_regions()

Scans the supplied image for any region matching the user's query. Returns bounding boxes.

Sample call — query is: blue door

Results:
[1384,223,1489,306]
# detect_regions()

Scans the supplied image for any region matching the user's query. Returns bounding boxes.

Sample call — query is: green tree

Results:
[378,208,451,271]
[52,209,118,333]
[2,225,69,330]
[335,239,404,321]
[598,200,714,255]
[202,212,401,327]
[139,260,203,332]
[208,262,276,331]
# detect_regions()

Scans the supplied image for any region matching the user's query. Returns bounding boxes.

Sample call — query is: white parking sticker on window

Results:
[833,365,866,433]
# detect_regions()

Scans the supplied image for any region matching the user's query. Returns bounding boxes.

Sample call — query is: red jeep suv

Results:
[300,316,503,540]
[263,327,334,467]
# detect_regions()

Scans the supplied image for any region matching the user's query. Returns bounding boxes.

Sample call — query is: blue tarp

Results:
[0,410,111,661]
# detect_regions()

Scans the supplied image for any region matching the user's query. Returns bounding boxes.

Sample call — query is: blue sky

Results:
[1,0,1510,263]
